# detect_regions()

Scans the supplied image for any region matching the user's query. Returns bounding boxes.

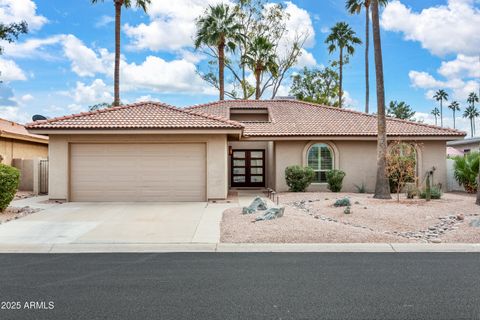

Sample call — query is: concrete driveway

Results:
[0,201,233,245]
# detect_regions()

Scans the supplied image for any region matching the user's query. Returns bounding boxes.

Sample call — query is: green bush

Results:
[285,165,315,192]
[0,164,20,212]
[419,185,442,200]
[354,183,366,193]
[334,197,351,207]
[453,152,479,193]
[326,170,346,192]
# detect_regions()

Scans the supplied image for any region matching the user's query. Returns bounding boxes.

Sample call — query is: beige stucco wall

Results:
[48,134,228,201]
[0,137,48,165]
[274,139,448,193]
[449,142,480,154]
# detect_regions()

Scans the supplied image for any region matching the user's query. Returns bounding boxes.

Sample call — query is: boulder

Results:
[255,206,285,221]
[242,196,268,214]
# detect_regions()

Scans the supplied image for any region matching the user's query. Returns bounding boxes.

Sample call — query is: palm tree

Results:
[195,4,242,101]
[242,36,278,100]
[467,92,479,136]
[431,107,440,126]
[447,101,460,129]
[346,0,388,113]
[371,0,390,199]
[325,22,362,108]
[463,105,479,137]
[433,89,448,127]
[91,0,151,106]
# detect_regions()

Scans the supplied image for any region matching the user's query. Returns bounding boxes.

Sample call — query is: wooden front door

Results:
[231,150,265,188]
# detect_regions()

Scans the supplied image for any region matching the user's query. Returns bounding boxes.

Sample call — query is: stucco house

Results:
[26,100,465,202]
[0,118,48,165]
[447,137,480,155]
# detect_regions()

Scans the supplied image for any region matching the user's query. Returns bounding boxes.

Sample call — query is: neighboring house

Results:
[0,118,49,165]
[26,100,465,202]
[447,137,480,155]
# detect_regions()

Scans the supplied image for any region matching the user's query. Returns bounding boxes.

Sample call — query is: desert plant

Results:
[343,206,352,214]
[453,152,479,193]
[285,165,315,192]
[405,183,418,199]
[386,141,418,202]
[326,170,346,192]
[334,197,351,207]
[424,174,431,201]
[420,185,442,200]
[354,182,366,193]
[0,164,20,212]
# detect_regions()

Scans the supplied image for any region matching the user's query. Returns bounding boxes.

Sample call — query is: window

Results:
[307,144,333,183]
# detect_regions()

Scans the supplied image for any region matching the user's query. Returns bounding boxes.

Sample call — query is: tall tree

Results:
[464,105,479,137]
[289,65,340,106]
[242,36,278,100]
[346,0,388,113]
[371,0,391,199]
[387,101,415,120]
[467,92,479,108]
[195,4,243,101]
[431,107,440,126]
[325,22,361,108]
[447,101,460,129]
[433,89,448,127]
[91,0,151,106]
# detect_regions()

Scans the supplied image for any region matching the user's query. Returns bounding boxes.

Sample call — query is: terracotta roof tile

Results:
[26,101,243,130]
[0,118,48,142]
[187,100,466,137]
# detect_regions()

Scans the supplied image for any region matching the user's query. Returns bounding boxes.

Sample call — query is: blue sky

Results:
[0,0,478,135]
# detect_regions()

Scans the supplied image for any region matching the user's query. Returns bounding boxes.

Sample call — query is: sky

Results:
[0,0,478,135]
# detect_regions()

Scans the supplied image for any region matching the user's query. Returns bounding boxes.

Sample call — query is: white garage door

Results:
[70,143,206,202]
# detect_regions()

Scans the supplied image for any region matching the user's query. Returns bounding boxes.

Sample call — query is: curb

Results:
[0,243,479,253]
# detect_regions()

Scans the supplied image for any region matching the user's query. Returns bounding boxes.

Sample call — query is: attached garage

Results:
[70,143,206,202]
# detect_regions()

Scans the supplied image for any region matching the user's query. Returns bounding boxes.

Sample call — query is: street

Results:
[0,253,479,319]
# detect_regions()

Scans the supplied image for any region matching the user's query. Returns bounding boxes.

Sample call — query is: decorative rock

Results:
[430,239,442,243]
[456,213,465,221]
[255,206,285,221]
[242,197,268,214]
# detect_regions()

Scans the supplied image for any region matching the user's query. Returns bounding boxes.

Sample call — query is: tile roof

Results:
[0,118,48,143]
[26,101,243,130]
[187,100,466,138]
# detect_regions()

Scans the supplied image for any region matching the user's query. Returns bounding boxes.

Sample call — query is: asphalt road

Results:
[0,253,479,320]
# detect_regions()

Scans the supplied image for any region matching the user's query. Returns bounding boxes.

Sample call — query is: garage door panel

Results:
[70,143,206,202]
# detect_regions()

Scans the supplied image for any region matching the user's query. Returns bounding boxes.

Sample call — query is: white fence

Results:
[446,158,464,192]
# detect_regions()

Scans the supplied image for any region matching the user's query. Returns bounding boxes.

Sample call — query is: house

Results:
[447,137,480,155]
[26,100,465,202]
[0,118,48,165]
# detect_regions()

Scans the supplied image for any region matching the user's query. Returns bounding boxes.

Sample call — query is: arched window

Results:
[307,143,333,183]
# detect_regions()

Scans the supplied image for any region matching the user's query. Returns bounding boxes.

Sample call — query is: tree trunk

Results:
[476,158,480,205]
[472,118,475,137]
[453,110,456,129]
[339,47,343,108]
[365,6,370,113]
[113,1,122,106]
[218,40,225,101]
[440,100,443,127]
[372,0,391,199]
[255,68,261,100]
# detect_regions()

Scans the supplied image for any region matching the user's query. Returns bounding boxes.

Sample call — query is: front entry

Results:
[231,149,265,188]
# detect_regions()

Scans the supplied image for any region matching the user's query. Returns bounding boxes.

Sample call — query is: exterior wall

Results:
[274,139,448,193]
[0,137,48,165]
[228,141,275,189]
[48,134,228,201]
[11,159,34,191]
[449,142,480,154]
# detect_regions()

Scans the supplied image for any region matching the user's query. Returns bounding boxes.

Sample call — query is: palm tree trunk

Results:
[476,162,480,205]
[113,0,122,106]
[218,40,225,101]
[255,68,261,100]
[440,100,443,127]
[372,0,391,199]
[434,115,437,126]
[339,47,343,108]
[365,6,370,114]
[471,118,474,137]
[453,110,456,129]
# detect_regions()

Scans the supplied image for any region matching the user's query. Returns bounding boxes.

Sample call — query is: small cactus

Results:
[344,206,352,214]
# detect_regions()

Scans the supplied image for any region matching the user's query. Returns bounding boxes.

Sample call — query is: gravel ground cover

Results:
[221,192,480,243]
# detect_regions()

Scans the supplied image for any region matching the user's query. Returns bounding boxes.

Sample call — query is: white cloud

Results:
[1,35,64,59]
[124,0,225,52]
[438,54,480,79]
[71,79,113,105]
[295,49,317,68]
[0,0,48,31]
[135,95,161,102]
[62,35,112,77]
[0,57,27,81]
[283,1,315,48]
[20,93,33,102]
[381,0,480,56]
[416,111,475,136]
[409,71,444,88]
[0,106,30,123]
[95,15,115,28]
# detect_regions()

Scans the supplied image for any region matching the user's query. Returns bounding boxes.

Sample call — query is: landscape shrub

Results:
[326,170,346,192]
[354,183,366,193]
[453,152,479,193]
[334,197,351,207]
[0,164,20,212]
[285,165,315,192]
[419,185,442,200]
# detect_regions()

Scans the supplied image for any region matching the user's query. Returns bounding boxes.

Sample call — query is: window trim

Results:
[302,141,338,185]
